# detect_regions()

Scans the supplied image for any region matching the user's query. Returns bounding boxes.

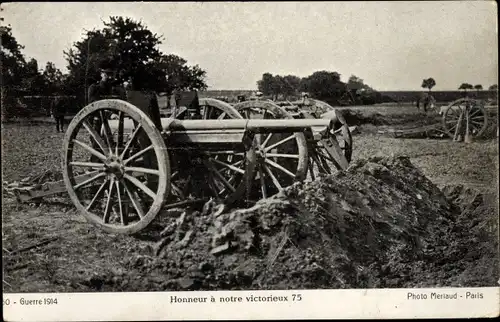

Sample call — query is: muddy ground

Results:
[2,105,499,292]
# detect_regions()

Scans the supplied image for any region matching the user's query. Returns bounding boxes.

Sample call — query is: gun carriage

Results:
[31,91,351,234]
[440,98,489,140]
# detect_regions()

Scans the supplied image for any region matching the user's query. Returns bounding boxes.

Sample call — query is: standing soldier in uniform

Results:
[51,96,67,133]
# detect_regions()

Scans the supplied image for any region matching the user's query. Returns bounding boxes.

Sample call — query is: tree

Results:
[1,25,28,119]
[257,73,274,96]
[299,70,344,101]
[488,84,498,91]
[152,54,207,94]
[64,16,207,104]
[20,58,46,96]
[347,75,377,104]
[269,75,284,101]
[473,84,483,98]
[459,83,474,94]
[347,75,369,91]
[257,73,301,100]
[421,78,436,92]
[281,75,301,100]
[1,25,26,90]
[42,62,64,95]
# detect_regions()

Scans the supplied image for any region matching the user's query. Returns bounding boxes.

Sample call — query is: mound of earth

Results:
[83,156,497,291]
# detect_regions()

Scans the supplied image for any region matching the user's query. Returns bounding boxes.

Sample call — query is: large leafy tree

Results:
[64,16,207,103]
[153,54,207,94]
[1,25,26,91]
[299,70,343,100]
[1,25,29,119]
[281,75,301,100]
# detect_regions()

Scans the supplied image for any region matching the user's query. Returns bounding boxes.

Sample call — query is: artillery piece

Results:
[440,97,489,141]
[18,91,352,234]
[389,97,490,141]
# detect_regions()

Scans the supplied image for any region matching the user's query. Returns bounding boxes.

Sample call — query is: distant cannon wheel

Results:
[442,98,488,139]
[199,98,243,120]
[234,100,308,199]
[199,98,257,205]
[63,99,170,234]
[309,99,335,115]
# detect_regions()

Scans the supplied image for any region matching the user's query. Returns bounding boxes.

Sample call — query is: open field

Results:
[2,104,499,292]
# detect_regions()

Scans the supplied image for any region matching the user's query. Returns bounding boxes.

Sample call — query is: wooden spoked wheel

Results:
[63,99,170,234]
[442,98,489,139]
[308,100,352,161]
[199,98,256,204]
[310,108,353,177]
[199,98,243,120]
[234,100,308,199]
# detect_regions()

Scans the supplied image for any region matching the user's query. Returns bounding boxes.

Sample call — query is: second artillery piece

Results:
[58,91,352,234]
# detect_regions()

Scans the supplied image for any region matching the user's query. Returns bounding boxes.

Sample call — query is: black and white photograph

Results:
[2,1,499,320]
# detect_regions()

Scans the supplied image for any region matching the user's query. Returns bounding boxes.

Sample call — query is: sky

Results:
[3,1,498,91]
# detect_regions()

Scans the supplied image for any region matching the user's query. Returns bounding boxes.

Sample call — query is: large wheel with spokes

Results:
[233,100,308,199]
[199,98,256,205]
[310,108,352,177]
[310,99,352,162]
[442,98,488,139]
[63,99,170,234]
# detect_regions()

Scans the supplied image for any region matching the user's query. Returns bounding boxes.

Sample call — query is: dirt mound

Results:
[81,156,497,291]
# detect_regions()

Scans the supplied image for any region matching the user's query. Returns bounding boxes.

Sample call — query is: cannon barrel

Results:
[107,117,336,148]
[166,118,333,133]
[108,117,334,133]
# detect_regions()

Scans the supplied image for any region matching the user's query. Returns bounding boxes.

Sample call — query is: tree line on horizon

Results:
[1,17,208,119]
[421,77,497,94]
[256,71,381,105]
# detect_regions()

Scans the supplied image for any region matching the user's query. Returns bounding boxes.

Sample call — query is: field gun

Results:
[13,91,353,234]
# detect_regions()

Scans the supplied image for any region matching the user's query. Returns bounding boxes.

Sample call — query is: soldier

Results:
[301,92,310,104]
[87,61,127,163]
[50,96,67,133]
[88,61,127,103]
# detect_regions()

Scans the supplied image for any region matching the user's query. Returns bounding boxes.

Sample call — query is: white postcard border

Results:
[3,287,500,321]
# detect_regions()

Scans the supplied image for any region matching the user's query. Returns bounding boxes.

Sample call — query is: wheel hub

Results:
[256,146,266,159]
[104,156,124,178]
